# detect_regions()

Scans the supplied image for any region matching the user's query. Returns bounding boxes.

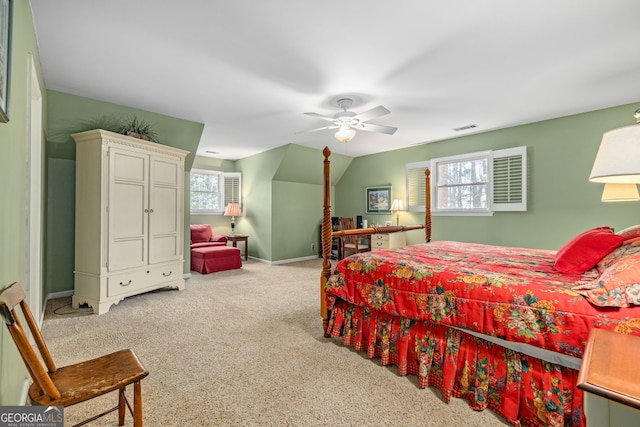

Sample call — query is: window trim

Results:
[189,170,242,215]
[190,169,222,215]
[406,146,527,216]
[431,150,492,216]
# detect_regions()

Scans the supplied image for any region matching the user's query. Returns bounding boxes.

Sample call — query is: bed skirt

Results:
[326,300,584,427]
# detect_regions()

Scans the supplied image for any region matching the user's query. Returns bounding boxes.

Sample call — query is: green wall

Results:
[0,1,46,405]
[2,0,639,406]
[195,144,352,262]
[336,102,640,250]
[45,91,205,293]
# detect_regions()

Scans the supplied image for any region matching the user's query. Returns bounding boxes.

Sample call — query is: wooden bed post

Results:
[321,146,332,333]
[425,168,431,242]
[321,152,432,333]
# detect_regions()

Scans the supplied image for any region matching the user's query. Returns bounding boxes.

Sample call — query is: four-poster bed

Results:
[320,146,640,427]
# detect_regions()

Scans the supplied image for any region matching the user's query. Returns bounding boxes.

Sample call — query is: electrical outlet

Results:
[311,243,315,251]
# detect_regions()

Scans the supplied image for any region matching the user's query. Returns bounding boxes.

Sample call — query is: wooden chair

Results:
[0,282,149,427]
[339,217,371,259]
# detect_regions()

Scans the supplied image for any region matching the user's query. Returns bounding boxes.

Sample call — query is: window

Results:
[434,151,490,214]
[406,146,526,215]
[190,169,241,214]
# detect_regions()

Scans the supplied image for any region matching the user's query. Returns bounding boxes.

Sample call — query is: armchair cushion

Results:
[190,224,228,248]
[191,224,213,243]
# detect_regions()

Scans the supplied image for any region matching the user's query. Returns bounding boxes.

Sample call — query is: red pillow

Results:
[190,224,213,243]
[554,227,624,274]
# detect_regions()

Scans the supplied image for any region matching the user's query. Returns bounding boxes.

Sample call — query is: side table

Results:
[577,328,640,426]
[227,234,248,261]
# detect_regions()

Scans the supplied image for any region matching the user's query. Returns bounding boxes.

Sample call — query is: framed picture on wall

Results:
[366,186,391,214]
[0,0,12,123]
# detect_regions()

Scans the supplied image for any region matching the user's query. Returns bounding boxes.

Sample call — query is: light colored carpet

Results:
[42,259,509,426]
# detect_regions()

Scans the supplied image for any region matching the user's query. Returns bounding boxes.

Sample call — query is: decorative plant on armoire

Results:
[65,114,159,142]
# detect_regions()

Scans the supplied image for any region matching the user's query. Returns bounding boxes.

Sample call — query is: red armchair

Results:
[190,224,228,249]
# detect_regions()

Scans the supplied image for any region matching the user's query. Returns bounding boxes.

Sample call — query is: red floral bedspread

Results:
[325,241,640,358]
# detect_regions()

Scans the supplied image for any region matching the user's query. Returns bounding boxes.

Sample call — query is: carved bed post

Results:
[425,168,431,242]
[321,153,431,333]
[321,146,332,333]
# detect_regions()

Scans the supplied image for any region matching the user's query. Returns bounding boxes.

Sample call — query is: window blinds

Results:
[406,161,430,212]
[406,146,526,213]
[492,146,527,211]
[223,173,241,205]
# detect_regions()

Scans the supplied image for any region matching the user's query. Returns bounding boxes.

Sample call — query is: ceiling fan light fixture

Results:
[334,125,356,143]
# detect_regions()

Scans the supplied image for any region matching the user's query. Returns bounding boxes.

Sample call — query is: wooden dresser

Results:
[577,328,640,426]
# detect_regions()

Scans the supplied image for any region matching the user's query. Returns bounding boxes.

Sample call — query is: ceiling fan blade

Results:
[353,105,390,123]
[358,122,398,135]
[303,112,336,122]
[296,124,339,134]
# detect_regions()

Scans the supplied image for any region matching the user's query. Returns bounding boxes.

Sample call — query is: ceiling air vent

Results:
[453,124,477,132]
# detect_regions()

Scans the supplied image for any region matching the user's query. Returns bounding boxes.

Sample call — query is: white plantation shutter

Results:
[406,161,430,212]
[492,146,526,211]
[405,146,527,215]
[223,173,241,206]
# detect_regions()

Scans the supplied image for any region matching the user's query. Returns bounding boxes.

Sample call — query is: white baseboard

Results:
[268,255,319,265]
[46,290,74,300]
[19,377,29,405]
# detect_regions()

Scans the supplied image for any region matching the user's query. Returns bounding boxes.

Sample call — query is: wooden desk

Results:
[577,328,640,426]
[227,235,248,260]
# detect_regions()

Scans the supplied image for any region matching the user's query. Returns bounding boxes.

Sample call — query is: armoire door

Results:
[107,147,149,271]
[148,156,183,264]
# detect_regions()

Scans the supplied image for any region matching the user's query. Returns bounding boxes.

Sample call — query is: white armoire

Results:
[72,129,189,314]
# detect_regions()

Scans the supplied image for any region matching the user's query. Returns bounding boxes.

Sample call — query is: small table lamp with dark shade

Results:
[224,203,242,234]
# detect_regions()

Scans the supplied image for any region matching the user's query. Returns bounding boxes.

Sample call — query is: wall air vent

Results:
[453,124,478,132]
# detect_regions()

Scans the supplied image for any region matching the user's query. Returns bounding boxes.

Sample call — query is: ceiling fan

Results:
[300,98,398,142]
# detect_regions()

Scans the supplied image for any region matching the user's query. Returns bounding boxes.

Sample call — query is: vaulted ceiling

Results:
[30,0,640,160]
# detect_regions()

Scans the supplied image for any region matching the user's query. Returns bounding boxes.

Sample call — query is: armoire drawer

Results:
[107,269,150,297]
[107,262,182,297]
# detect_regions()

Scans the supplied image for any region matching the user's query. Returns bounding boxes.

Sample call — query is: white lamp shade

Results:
[390,199,403,211]
[589,123,640,183]
[601,183,640,202]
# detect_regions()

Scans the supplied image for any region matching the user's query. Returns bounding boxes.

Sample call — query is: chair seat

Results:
[29,349,148,407]
[344,243,370,250]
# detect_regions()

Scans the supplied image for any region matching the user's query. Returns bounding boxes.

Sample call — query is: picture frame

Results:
[366,186,392,214]
[0,0,12,123]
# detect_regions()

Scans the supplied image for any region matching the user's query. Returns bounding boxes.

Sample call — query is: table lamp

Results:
[224,203,242,234]
[390,199,403,226]
[601,183,640,202]
[589,109,640,184]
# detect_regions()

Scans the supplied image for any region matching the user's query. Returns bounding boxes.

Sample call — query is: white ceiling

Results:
[30,0,640,160]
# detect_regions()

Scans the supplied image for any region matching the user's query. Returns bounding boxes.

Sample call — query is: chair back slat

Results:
[339,217,356,244]
[0,283,61,399]
[20,299,57,373]
[338,217,371,258]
